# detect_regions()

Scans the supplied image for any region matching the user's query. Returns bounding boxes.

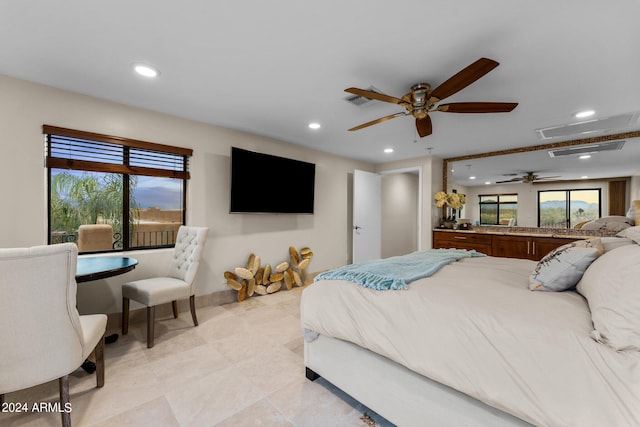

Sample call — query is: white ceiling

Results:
[2,0,640,183]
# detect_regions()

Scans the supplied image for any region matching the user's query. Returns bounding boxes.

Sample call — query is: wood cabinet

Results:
[491,235,530,259]
[492,235,574,261]
[433,230,579,261]
[433,231,493,255]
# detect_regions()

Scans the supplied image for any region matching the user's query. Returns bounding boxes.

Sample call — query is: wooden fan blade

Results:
[535,176,561,180]
[348,112,406,132]
[437,102,518,113]
[416,116,432,138]
[429,58,499,101]
[345,87,405,105]
[495,177,523,184]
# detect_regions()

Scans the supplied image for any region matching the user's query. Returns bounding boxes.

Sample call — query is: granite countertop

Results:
[433,226,615,239]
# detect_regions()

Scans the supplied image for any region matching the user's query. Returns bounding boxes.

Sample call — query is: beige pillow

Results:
[617,225,640,244]
[529,239,603,292]
[577,244,640,351]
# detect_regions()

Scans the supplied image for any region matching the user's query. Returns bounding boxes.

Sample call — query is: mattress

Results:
[300,256,640,427]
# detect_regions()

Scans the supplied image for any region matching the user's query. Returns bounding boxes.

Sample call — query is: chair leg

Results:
[172,300,179,319]
[59,375,71,427]
[147,306,155,348]
[95,334,105,388]
[122,297,130,335]
[190,295,198,327]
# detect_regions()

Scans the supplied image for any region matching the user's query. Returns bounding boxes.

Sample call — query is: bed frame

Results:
[304,335,533,427]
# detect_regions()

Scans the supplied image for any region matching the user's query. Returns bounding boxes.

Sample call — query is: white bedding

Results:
[300,256,640,427]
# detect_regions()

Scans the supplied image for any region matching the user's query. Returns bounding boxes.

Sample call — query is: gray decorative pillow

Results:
[529,239,602,292]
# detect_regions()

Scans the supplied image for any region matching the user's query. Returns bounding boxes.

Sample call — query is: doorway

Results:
[352,167,422,263]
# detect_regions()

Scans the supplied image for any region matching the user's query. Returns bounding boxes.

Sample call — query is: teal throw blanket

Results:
[314,249,485,290]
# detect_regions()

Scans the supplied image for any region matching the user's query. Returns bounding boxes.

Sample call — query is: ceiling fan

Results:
[345,57,518,138]
[495,172,561,184]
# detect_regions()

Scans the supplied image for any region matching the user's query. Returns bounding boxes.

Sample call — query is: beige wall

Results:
[0,74,373,314]
[381,173,419,258]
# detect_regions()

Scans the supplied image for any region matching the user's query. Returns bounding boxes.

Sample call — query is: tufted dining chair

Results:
[0,243,107,427]
[121,226,208,348]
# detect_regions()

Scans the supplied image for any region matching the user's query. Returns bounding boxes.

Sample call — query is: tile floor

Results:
[0,287,394,426]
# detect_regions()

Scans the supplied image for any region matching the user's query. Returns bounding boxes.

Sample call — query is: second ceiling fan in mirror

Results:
[345,57,518,138]
[495,171,561,184]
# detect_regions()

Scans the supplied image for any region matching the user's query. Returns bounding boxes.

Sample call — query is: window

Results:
[45,125,192,253]
[538,189,601,228]
[479,194,517,225]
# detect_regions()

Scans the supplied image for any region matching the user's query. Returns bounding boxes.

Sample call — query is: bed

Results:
[300,234,640,427]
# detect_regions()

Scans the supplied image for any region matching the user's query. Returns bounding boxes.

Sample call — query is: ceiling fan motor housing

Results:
[345,58,517,137]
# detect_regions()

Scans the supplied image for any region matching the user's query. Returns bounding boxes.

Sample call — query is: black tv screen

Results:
[230,147,315,214]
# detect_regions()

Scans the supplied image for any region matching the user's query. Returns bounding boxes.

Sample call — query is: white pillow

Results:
[600,236,634,252]
[529,239,602,292]
[617,225,640,244]
[577,244,640,351]
[581,219,632,232]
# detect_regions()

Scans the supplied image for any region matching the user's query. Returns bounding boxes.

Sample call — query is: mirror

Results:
[442,130,640,228]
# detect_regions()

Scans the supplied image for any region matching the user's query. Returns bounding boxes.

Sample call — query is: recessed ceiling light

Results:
[581,175,589,179]
[579,154,591,159]
[133,64,159,78]
[384,148,394,153]
[575,110,595,119]
[485,181,491,185]
[308,122,321,130]
[469,176,476,180]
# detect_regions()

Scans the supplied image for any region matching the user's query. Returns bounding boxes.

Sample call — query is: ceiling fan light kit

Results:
[345,57,518,138]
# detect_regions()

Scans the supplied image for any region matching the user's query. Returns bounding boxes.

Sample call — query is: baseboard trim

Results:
[107,289,236,330]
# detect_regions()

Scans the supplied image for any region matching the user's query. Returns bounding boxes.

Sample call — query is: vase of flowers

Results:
[434,191,466,228]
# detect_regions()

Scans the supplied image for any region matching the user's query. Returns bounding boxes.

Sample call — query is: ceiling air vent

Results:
[536,112,638,140]
[344,86,383,108]
[548,140,625,157]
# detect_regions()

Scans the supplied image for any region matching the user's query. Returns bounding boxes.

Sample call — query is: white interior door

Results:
[353,169,381,263]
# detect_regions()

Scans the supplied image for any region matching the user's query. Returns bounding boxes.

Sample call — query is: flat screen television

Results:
[230,147,316,214]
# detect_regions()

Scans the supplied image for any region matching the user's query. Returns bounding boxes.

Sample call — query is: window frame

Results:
[537,188,602,228]
[44,125,192,252]
[478,193,518,225]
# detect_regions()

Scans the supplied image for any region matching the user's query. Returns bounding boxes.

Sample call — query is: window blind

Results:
[44,125,192,179]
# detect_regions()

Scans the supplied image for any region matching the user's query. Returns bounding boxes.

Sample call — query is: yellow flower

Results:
[449,193,462,209]
[434,191,448,201]
[434,192,465,209]
[434,191,448,208]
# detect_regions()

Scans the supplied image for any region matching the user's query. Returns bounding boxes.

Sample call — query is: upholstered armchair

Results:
[77,224,114,252]
[0,243,107,427]
[122,226,208,348]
